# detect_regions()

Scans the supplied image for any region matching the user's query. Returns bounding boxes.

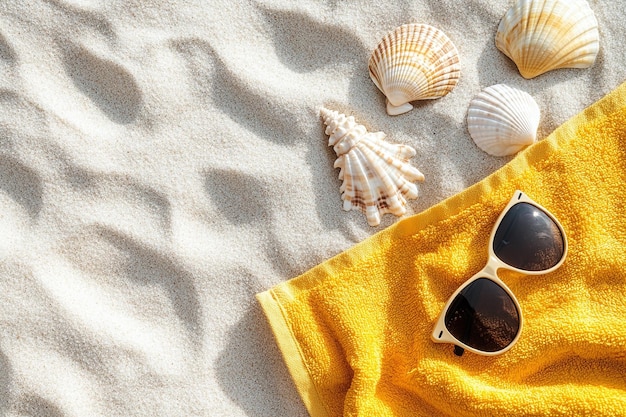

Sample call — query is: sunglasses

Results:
[431,190,567,356]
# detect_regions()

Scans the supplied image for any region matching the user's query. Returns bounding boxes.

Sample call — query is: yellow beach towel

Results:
[257,82,626,417]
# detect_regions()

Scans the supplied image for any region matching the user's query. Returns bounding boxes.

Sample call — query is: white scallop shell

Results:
[467,84,540,157]
[495,0,599,79]
[369,23,460,116]
[320,107,425,226]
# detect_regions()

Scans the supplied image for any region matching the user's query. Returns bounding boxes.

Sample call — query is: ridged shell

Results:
[467,84,540,157]
[320,107,425,226]
[369,23,461,116]
[495,0,599,79]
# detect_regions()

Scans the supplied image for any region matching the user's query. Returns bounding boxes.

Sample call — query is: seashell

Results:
[495,0,599,79]
[368,23,461,116]
[467,84,541,157]
[319,107,425,226]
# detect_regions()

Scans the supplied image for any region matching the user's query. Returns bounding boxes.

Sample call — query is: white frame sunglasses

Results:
[431,190,568,356]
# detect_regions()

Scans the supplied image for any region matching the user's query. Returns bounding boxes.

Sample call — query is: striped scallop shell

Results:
[495,0,599,79]
[369,23,460,116]
[467,84,540,157]
[320,107,425,226]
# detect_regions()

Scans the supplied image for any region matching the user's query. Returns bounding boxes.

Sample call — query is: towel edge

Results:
[256,290,331,417]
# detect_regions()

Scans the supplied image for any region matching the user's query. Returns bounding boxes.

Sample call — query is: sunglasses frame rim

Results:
[431,190,568,356]
[432,269,522,356]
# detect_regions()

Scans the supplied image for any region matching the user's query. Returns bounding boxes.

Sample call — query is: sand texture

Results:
[0,0,624,416]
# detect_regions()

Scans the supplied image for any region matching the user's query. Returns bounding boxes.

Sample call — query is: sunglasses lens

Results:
[493,202,565,271]
[445,278,520,352]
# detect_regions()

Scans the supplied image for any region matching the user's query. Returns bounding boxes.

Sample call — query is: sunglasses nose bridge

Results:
[483,255,503,277]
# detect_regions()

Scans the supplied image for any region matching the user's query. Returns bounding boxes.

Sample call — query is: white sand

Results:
[0,0,623,415]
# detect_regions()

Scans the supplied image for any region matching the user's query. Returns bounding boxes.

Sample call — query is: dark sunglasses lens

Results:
[493,202,565,271]
[445,278,520,352]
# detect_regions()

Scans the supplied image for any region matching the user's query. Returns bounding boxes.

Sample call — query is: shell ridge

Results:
[369,141,422,180]
[384,29,399,97]
[519,0,561,76]
[538,10,597,70]
[469,105,522,130]
[519,0,533,49]
[548,26,598,69]
[359,140,406,192]
[365,143,416,214]
[321,109,369,155]
[341,147,373,212]
[469,113,526,134]
[494,87,538,133]
[338,149,355,206]
[424,67,461,90]
[356,143,407,217]
[528,1,560,72]
[480,88,538,137]
[387,26,406,102]
[470,94,530,130]
[375,148,425,183]
[517,1,541,71]
[394,32,429,101]
[370,137,408,161]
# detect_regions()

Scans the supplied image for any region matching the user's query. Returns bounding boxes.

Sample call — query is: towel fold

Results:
[257,81,626,417]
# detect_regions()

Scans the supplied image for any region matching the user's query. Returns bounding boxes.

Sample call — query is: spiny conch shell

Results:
[495,0,599,79]
[467,84,540,157]
[368,23,461,116]
[319,107,425,226]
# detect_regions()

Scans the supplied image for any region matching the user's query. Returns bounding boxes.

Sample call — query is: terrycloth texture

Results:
[257,81,626,416]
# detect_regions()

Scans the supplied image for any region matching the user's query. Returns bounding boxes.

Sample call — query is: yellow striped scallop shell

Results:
[369,23,461,116]
[495,0,599,79]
